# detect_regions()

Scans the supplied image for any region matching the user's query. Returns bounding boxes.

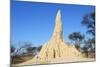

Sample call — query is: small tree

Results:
[82,12,95,36]
[19,42,38,56]
[82,38,95,58]
[68,32,84,51]
[11,45,15,55]
[37,45,42,51]
[26,46,37,56]
[81,12,95,46]
[81,12,95,58]
[81,45,89,57]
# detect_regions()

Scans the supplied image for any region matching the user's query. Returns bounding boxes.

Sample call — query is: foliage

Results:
[82,12,95,36]
[81,12,95,58]
[11,45,15,53]
[68,12,95,58]
[69,32,84,42]
[11,42,37,64]
[37,45,42,51]
[68,32,84,51]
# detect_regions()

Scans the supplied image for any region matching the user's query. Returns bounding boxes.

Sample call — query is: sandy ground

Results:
[12,57,95,66]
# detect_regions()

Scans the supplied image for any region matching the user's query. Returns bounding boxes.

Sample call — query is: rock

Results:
[34,10,83,63]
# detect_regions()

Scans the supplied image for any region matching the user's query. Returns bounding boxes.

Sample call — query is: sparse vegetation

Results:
[11,42,42,64]
[68,12,95,58]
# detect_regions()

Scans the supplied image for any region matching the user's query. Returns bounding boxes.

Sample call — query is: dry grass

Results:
[11,56,34,64]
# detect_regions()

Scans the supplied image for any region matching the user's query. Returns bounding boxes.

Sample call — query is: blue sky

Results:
[11,1,95,47]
